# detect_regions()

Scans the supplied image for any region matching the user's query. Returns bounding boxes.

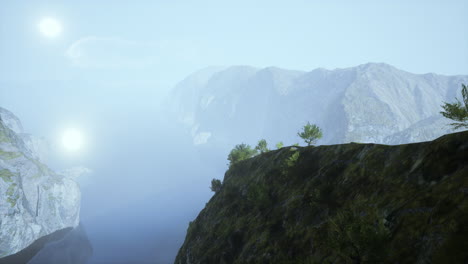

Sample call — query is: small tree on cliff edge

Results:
[210,179,222,193]
[441,84,468,129]
[298,122,323,146]
[275,142,284,149]
[255,139,269,153]
[227,143,258,166]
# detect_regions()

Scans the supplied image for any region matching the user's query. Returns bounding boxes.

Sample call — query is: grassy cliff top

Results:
[176,131,468,264]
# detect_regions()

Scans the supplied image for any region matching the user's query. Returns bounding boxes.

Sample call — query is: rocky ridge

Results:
[171,63,468,147]
[0,107,81,257]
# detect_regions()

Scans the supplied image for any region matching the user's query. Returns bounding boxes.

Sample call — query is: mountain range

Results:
[170,63,468,149]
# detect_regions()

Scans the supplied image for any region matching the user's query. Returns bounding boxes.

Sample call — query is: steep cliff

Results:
[0,108,81,257]
[175,131,468,263]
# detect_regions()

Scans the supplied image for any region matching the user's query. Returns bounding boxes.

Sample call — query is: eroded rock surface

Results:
[0,107,80,257]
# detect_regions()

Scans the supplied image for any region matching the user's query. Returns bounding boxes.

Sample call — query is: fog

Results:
[1,1,467,263]
[1,82,221,263]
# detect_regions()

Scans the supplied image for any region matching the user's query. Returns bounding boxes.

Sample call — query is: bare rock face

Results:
[0,108,23,134]
[171,63,468,147]
[0,107,81,258]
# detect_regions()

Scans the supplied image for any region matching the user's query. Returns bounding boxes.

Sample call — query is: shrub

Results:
[227,143,258,166]
[210,178,222,193]
[440,83,468,129]
[255,139,269,153]
[276,142,284,149]
[286,150,300,168]
[298,122,323,146]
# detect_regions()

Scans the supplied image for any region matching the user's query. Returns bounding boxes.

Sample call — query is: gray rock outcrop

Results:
[0,107,80,257]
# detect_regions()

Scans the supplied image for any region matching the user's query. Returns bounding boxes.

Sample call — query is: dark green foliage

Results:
[286,150,300,168]
[210,178,222,193]
[298,122,323,145]
[255,139,269,153]
[281,148,301,176]
[440,83,468,129]
[177,131,468,264]
[227,143,258,166]
[0,169,15,183]
[246,183,271,209]
[320,200,390,263]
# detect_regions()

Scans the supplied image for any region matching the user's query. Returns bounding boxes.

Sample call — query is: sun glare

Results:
[39,17,62,37]
[62,129,84,152]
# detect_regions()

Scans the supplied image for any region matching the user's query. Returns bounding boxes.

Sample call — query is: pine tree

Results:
[255,139,269,153]
[440,84,468,129]
[227,143,258,166]
[298,122,323,146]
[210,179,222,193]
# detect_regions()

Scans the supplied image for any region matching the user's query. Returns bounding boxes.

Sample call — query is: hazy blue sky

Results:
[1,1,467,262]
[1,0,467,88]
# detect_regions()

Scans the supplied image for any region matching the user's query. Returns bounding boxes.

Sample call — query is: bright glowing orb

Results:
[39,18,62,37]
[62,129,84,152]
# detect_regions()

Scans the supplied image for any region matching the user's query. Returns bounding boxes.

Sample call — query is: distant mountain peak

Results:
[170,63,468,147]
[358,62,395,68]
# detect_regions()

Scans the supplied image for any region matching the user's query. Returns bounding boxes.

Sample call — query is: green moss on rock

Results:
[0,150,21,160]
[0,169,15,182]
[7,197,17,207]
[0,130,9,143]
[5,183,19,207]
[6,183,17,196]
[175,131,468,264]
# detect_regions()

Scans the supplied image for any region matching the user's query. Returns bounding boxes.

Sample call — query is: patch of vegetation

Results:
[298,122,323,146]
[7,195,18,207]
[280,147,301,176]
[255,139,269,153]
[210,178,222,193]
[0,169,15,182]
[6,183,19,210]
[6,183,17,196]
[246,183,270,209]
[227,143,258,166]
[317,200,391,263]
[286,149,300,168]
[0,122,10,142]
[276,142,284,149]
[440,83,468,129]
[0,150,21,160]
[0,130,9,143]
[177,130,468,264]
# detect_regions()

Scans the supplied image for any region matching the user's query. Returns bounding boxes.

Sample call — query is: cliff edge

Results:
[176,131,468,263]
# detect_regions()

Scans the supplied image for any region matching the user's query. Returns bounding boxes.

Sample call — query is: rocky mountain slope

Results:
[175,131,468,263]
[170,63,467,147]
[0,107,81,257]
